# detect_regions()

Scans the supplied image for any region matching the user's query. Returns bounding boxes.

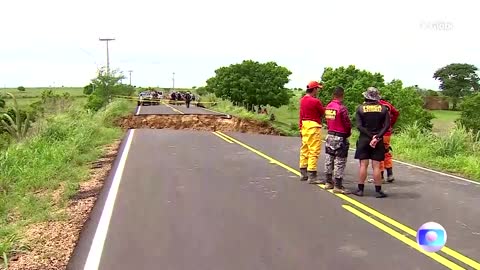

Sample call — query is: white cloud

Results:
[0,0,478,89]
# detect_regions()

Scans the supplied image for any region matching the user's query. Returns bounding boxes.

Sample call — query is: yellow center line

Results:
[333,192,480,269]
[216,131,480,269]
[342,205,465,270]
[212,132,234,144]
[162,102,185,114]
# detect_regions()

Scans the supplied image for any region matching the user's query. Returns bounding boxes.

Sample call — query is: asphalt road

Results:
[68,129,480,270]
[135,103,226,116]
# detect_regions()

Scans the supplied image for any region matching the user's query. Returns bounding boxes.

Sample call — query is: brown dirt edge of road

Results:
[115,114,282,135]
[4,141,121,270]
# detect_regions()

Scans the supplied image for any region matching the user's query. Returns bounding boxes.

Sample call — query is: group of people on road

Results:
[299,81,399,198]
[170,91,195,108]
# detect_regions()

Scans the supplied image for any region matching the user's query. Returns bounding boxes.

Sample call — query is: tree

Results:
[318,65,433,131]
[195,86,208,96]
[85,67,135,111]
[433,63,480,110]
[318,65,385,116]
[205,60,293,111]
[457,92,480,134]
[83,83,95,95]
[380,80,434,131]
[17,86,26,92]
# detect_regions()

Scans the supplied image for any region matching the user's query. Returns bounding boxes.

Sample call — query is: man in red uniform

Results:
[299,81,325,184]
[323,86,352,193]
[379,98,399,182]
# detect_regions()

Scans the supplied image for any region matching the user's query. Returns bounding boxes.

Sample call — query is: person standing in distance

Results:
[353,87,390,198]
[299,81,325,184]
[185,92,192,108]
[323,87,352,193]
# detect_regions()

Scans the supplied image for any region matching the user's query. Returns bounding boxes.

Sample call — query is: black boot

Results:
[300,168,308,181]
[375,185,388,198]
[333,178,351,194]
[386,168,395,183]
[307,171,321,184]
[353,184,364,197]
[324,173,334,189]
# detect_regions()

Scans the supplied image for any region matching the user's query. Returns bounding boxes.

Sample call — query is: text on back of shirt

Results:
[325,109,337,120]
[363,105,382,113]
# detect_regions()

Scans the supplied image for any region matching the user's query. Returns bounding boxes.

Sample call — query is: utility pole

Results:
[172,72,175,91]
[128,70,133,85]
[99,38,115,74]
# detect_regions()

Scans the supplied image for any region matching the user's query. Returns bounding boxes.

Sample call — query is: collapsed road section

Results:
[116,114,281,135]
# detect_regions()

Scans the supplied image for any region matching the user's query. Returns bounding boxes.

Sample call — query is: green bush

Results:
[208,99,269,122]
[195,86,208,96]
[380,82,434,131]
[85,94,106,111]
[392,124,480,180]
[457,92,480,134]
[85,68,135,111]
[97,100,135,127]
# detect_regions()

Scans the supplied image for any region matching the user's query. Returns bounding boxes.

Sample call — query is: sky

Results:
[0,0,478,90]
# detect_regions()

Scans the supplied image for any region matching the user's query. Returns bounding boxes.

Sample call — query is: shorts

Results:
[354,135,385,161]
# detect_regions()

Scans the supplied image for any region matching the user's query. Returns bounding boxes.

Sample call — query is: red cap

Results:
[307,81,323,90]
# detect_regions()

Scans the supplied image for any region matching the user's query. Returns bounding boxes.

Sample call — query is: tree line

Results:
[199,60,480,134]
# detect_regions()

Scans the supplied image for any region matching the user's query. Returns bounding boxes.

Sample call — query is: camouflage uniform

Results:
[324,134,350,180]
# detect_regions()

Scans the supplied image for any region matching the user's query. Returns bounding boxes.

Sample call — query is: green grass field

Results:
[430,110,461,133]
[1,96,87,112]
[0,87,84,99]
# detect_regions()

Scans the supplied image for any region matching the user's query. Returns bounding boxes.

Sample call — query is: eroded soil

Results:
[116,114,281,135]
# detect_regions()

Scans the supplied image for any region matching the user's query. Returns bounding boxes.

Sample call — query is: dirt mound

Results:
[116,115,281,135]
[424,96,449,110]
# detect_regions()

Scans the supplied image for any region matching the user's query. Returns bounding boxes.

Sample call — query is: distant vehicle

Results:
[138,91,159,106]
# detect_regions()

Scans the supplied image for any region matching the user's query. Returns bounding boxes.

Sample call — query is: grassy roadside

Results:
[348,126,480,180]
[0,100,134,265]
[431,110,461,134]
[205,98,479,181]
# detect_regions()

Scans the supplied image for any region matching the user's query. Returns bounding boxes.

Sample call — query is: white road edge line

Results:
[135,105,142,116]
[391,159,480,185]
[342,144,479,185]
[83,129,135,270]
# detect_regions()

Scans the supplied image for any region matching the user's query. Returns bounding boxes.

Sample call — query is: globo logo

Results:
[416,222,447,253]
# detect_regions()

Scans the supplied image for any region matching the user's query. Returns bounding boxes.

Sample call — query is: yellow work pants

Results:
[299,121,322,171]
